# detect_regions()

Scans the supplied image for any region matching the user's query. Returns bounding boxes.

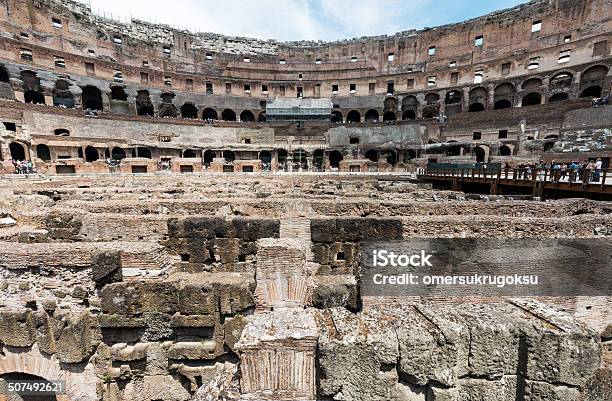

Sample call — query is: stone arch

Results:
[521,77,542,91]
[468,87,487,112]
[203,108,218,120]
[111,147,126,160]
[204,149,216,165]
[383,97,398,113]
[422,105,439,118]
[522,92,542,106]
[136,147,151,158]
[20,70,41,91]
[181,103,198,119]
[580,65,608,96]
[382,150,397,165]
[258,112,267,122]
[401,95,418,116]
[0,347,97,401]
[24,90,46,105]
[159,103,178,118]
[110,86,127,101]
[313,149,324,170]
[53,79,74,108]
[331,110,342,123]
[277,149,288,164]
[221,109,237,121]
[0,64,8,82]
[36,144,51,161]
[109,86,129,114]
[259,150,272,164]
[383,111,396,121]
[329,150,343,168]
[240,110,255,122]
[364,109,379,122]
[364,149,378,162]
[136,90,154,116]
[81,85,103,110]
[499,145,512,156]
[293,148,308,168]
[9,142,26,160]
[444,90,462,116]
[346,110,361,123]
[493,82,515,109]
[85,146,99,162]
[224,150,235,163]
[473,146,486,163]
[183,149,197,158]
[404,149,417,161]
[549,71,573,89]
[402,110,416,120]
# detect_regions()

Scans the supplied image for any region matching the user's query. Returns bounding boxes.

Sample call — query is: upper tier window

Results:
[20,48,33,61]
[163,46,171,55]
[351,56,357,62]
[527,57,540,69]
[113,35,122,45]
[206,53,213,61]
[113,70,123,83]
[427,76,436,87]
[474,69,483,84]
[243,56,250,62]
[54,56,65,68]
[475,35,483,47]
[532,21,542,33]
[315,58,321,64]
[449,61,456,68]
[564,35,571,43]
[428,46,436,56]
[388,52,395,62]
[279,59,286,64]
[558,50,571,63]
[52,18,62,28]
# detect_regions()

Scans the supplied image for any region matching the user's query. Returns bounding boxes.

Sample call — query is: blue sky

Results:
[85,0,526,41]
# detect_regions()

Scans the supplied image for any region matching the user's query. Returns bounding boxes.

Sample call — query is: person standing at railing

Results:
[593,158,602,183]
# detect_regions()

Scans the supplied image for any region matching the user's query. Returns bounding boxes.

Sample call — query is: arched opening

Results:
[223,150,235,163]
[313,149,324,170]
[53,79,74,108]
[364,109,379,122]
[364,149,378,162]
[549,93,569,102]
[110,86,128,101]
[522,92,542,106]
[9,142,26,161]
[446,145,461,156]
[259,150,272,163]
[221,109,237,121]
[580,86,602,98]
[383,111,396,121]
[1,372,58,401]
[111,147,126,160]
[0,64,8,82]
[24,90,46,105]
[544,142,556,152]
[346,110,361,123]
[136,90,154,116]
[473,147,486,163]
[331,110,342,123]
[382,150,397,165]
[36,144,51,162]
[499,145,512,156]
[468,102,485,112]
[81,86,103,110]
[258,112,267,122]
[521,78,542,91]
[383,97,398,113]
[293,148,308,169]
[158,103,178,118]
[78,147,84,159]
[544,134,559,139]
[240,110,255,122]
[277,149,288,165]
[85,146,99,162]
[202,108,218,120]
[204,150,216,165]
[181,103,198,119]
[445,90,462,105]
[183,149,197,158]
[402,110,416,120]
[444,90,462,116]
[550,72,573,89]
[136,147,151,158]
[404,149,417,161]
[494,99,512,109]
[54,128,69,136]
[329,150,343,168]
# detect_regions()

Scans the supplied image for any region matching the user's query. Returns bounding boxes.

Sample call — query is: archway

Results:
[259,150,272,163]
[473,147,486,163]
[382,150,397,165]
[81,86,103,110]
[36,144,51,162]
[110,86,127,101]
[522,92,542,106]
[422,106,439,118]
[468,102,485,112]
[183,149,197,158]
[331,110,342,123]
[402,110,416,120]
[445,90,462,105]
[521,78,542,91]
[0,64,8,82]
[365,109,379,122]
[550,72,573,89]
[85,146,99,162]
[53,79,74,108]
[24,90,45,105]
[313,149,324,170]
[221,109,237,121]
[365,149,378,162]
[9,142,26,160]
[383,111,396,121]
[468,87,487,112]
[277,149,288,164]
[181,103,198,119]
[203,108,218,120]
[499,145,512,156]
[204,150,216,165]
[494,99,512,109]
[403,149,417,161]
[549,93,569,102]
[293,148,308,168]
[136,147,151,158]
[258,112,266,122]
[329,150,343,168]
[240,110,255,122]
[224,150,235,163]
[346,110,361,123]
[136,90,154,116]
[111,147,126,160]
[159,103,178,118]
[580,86,602,98]
[444,90,462,116]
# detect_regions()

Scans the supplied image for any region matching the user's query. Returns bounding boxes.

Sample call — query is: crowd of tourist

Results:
[505,158,604,183]
[10,159,36,174]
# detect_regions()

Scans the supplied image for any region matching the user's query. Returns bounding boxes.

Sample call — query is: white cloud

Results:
[85,0,433,41]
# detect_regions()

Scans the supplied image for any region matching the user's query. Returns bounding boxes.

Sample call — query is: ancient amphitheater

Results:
[0,0,611,400]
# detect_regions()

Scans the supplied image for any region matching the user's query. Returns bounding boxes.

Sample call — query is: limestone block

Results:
[309,275,359,310]
[223,315,247,353]
[44,211,82,240]
[170,313,216,328]
[311,218,403,243]
[178,282,217,316]
[141,375,191,401]
[524,380,581,401]
[91,250,122,283]
[56,311,99,363]
[166,341,223,360]
[100,281,179,315]
[0,310,34,347]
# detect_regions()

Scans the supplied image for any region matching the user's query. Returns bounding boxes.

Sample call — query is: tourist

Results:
[593,158,602,182]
